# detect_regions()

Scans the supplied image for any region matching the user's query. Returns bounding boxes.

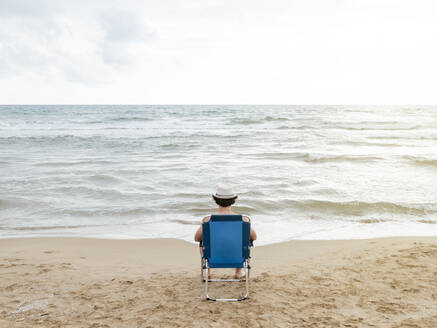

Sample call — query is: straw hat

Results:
[213,187,237,199]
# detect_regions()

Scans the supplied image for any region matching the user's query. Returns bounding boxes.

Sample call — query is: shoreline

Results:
[1,236,437,327]
[2,230,437,245]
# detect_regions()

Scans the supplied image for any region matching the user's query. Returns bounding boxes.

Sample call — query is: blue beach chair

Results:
[200,214,252,301]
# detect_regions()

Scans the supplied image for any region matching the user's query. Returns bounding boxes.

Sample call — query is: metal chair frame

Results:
[199,215,252,302]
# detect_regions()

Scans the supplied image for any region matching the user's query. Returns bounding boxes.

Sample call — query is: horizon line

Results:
[1,103,436,106]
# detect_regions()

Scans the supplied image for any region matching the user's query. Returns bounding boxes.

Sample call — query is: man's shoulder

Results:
[202,214,250,222]
[201,215,211,223]
[242,215,251,222]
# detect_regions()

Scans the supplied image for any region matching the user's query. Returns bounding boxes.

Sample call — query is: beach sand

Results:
[1,237,437,327]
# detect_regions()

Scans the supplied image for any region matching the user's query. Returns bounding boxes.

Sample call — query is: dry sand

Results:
[1,237,437,327]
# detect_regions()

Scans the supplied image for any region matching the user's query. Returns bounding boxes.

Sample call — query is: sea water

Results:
[1,105,436,245]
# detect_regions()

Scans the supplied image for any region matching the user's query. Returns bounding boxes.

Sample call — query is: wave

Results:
[264,116,290,122]
[0,199,15,209]
[254,199,436,216]
[0,224,103,231]
[293,179,318,186]
[176,132,250,139]
[0,198,22,209]
[358,218,393,224]
[244,152,383,163]
[312,187,341,195]
[231,206,257,213]
[228,116,290,125]
[56,206,154,217]
[86,174,123,184]
[163,200,256,215]
[368,136,437,141]
[354,121,401,125]
[1,135,77,141]
[330,124,420,131]
[0,135,153,145]
[170,219,200,225]
[277,125,315,130]
[0,197,45,209]
[228,118,261,125]
[109,117,151,122]
[329,140,402,147]
[0,135,108,146]
[302,200,435,216]
[158,143,199,150]
[417,219,437,224]
[295,153,383,163]
[33,160,118,167]
[402,156,437,168]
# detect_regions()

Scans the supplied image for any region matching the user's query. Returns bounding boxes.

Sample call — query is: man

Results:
[194,187,257,279]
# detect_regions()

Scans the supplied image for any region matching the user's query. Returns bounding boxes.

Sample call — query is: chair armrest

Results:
[243,215,251,222]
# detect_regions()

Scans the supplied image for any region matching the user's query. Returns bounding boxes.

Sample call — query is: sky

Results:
[0,0,436,104]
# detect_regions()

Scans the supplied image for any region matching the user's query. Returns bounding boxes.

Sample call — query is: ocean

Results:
[1,105,436,245]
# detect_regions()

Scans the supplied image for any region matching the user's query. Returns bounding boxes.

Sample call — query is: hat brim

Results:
[212,193,237,200]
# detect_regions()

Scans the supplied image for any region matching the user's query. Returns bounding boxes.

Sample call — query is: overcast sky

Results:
[0,0,436,104]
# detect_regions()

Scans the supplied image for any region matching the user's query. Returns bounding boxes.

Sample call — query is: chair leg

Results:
[200,258,204,282]
[205,261,211,300]
[204,260,250,302]
[244,260,249,299]
[200,246,205,282]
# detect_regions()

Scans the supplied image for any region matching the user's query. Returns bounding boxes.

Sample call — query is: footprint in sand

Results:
[60,263,73,269]
[4,283,19,291]
[5,258,24,262]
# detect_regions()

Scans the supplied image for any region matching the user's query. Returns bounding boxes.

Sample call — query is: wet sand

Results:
[1,237,437,327]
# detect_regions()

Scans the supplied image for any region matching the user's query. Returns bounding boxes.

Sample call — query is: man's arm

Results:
[194,226,202,242]
[250,228,257,241]
[243,215,257,241]
[194,216,211,242]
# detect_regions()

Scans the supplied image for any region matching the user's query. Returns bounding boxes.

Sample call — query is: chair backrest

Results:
[202,215,251,268]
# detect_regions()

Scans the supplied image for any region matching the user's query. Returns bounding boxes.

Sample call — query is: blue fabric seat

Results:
[200,214,252,301]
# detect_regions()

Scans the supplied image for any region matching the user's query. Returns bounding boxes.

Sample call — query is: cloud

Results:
[0,1,153,84]
[100,9,151,43]
[0,0,436,103]
[97,9,154,67]
[0,0,55,17]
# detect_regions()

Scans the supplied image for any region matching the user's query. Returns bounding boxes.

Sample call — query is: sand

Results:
[1,237,437,327]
